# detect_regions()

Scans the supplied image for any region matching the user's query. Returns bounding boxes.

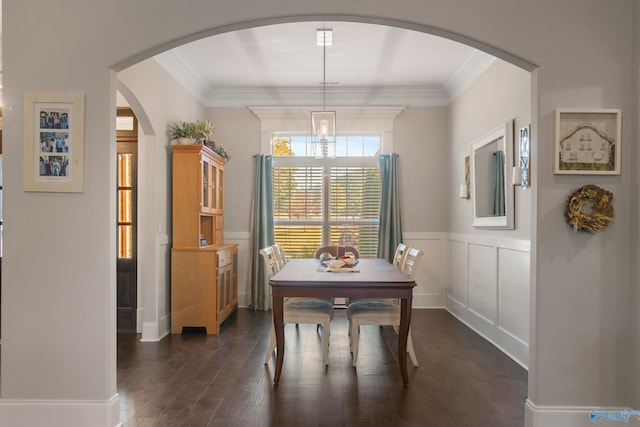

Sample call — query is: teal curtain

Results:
[492,151,505,216]
[249,155,274,311]
[377,153,403,263]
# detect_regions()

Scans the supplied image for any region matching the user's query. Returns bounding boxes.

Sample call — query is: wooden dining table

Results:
[269,258,416,385]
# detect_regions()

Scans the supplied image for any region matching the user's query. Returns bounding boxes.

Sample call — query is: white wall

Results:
[444,59,532,368]
[449,59,532,238]
[207,108,261,306]
[394,107,450,232]
[1,1,637,426]
[117,58,206,341]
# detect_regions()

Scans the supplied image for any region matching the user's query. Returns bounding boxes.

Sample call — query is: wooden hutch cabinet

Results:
[171,144,238,334]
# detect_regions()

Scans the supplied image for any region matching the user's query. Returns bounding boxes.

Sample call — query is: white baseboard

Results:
[446,301,528,369]
[0,394,121,427]
[525,400,640,427]
[413,292,445,308]
[139,319,169,342]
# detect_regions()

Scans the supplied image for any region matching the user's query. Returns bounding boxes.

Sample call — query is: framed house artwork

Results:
[554,109,622,175]
[23,92,85,192]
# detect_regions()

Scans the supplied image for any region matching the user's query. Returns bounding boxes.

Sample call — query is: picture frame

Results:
[554,109,621,175]
[23,92,85,192]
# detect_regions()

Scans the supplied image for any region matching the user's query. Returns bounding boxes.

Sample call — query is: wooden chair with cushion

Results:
[392,243,408,270]
[260,246,335,366]
[347,246,424,367]
[315,245,360,259]
[348,242,407,306]
[272,243,287,270]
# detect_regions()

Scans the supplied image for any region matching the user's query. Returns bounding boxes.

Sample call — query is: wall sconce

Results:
[459,184,469,199]
[512,166,523,186]
[513,125,531,188]
[460,155,470,198]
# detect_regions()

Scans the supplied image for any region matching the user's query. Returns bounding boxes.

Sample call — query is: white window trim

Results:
[249,106,405,155]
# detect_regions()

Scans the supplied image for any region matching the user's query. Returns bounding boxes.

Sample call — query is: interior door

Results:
[116,108,138,331]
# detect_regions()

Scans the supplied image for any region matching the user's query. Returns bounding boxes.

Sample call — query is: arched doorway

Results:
[114,13,531,422]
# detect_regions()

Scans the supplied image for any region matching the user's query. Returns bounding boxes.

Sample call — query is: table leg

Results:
[272,295,285,384]
[398,296,412,386]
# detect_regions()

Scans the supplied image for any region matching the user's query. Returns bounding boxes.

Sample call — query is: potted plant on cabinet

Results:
[193,120,215,144]
[169,121,198,145]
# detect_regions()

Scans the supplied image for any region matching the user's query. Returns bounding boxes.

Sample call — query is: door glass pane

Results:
[118,189,132,222]
[116,116,135,131]
[117,153,133,259]
[118,153,132,187]
[118,225,132,259]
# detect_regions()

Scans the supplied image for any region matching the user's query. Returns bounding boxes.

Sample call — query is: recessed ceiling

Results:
[154,21,496,107]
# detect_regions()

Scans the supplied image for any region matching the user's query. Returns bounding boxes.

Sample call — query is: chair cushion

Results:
[347,300,399,324]
[286,298,333,308]
[347,298,395,306]
[347,300,397,311]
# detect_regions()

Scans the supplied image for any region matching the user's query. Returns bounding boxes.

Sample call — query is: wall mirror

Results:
[471,119,515,229]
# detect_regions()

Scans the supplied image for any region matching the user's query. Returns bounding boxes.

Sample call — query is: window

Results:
[272,134,381,258]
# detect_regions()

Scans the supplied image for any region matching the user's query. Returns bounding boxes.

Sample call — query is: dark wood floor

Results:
[118,308,527,426]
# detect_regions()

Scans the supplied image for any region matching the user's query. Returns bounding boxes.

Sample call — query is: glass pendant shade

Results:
[311,111,336,158]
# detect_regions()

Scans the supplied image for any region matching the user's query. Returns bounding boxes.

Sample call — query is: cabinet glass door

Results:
[202,158,210,211]
[211,164,218,210]
[217,167,224,212]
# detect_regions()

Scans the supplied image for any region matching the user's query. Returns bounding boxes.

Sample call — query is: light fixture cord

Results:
[323,31,326,110]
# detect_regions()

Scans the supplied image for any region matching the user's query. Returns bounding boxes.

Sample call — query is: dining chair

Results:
[272,243,287,270]
[315,245,360,259]
[260,247,335,366]
[347,247,424,367]
[392,243,408,270]
[348,242,407,306]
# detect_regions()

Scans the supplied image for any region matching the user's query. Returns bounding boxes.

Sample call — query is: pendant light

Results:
[311,29,336,158]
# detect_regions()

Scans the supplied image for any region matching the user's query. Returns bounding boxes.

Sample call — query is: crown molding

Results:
[154,49,494,108]
[203,86,447,108]
[444,50,495,102]
[249,105,406,122]
[153,52,210,105]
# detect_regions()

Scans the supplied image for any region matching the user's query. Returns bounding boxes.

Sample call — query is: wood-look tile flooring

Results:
[118,309,527,426]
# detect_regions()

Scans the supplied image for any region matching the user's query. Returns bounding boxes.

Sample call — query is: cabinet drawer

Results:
[217,249,232,268]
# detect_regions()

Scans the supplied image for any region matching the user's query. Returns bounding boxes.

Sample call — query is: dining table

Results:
[269,258,416,385]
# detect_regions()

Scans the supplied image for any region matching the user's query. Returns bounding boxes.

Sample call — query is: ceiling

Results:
[153,21,496,108]
[1,19,495,109]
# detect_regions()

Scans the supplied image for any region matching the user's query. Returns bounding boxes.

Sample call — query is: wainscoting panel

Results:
[404,233,448,307]
[498,247,530,345]
[447,233,530,368]
[447,239,468,308]
[468,244,498,324]
[225,232,251,308]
